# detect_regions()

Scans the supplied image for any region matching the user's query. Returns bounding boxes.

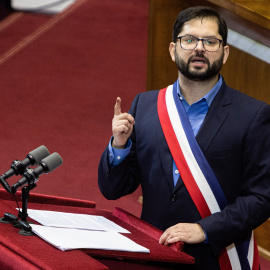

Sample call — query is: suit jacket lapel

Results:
[196,81,232,154]
[156,111,175,190]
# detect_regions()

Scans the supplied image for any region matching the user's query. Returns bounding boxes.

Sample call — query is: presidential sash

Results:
[157,81,259,270]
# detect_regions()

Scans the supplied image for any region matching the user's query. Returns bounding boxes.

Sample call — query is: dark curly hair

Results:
[172,6,228,45]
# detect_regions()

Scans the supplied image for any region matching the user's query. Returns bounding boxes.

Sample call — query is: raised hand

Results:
[112,97,135,149]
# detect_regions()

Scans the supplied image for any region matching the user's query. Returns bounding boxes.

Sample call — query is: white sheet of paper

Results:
[27,209,130,233]
[31,224,149,253]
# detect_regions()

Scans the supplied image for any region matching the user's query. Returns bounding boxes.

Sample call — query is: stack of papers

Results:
[27,209,149,253]
[27,209,130,233]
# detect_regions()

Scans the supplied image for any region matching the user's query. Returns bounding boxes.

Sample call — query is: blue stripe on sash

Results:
[235,232,253,269]
[172,81,228,210]
[236,245,252,269]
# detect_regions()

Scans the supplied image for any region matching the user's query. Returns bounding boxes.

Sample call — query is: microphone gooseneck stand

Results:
[16,184,36,236]
[0,184,36,236]
[10,167,40,235]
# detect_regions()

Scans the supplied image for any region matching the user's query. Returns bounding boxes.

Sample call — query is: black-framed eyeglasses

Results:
[177,36,223,52]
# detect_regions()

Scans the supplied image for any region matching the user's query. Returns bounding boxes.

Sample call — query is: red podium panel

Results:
[0,189,194,269]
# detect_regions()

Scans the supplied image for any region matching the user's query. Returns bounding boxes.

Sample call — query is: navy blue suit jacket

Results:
[98,80,270,269]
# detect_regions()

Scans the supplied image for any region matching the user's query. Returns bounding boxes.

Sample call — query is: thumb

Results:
[114,97,122,115]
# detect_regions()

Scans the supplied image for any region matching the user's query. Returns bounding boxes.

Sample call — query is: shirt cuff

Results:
[196,222,208,244]
[108,137,132,166]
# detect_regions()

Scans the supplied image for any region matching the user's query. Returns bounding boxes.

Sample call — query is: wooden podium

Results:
[0,189,194,269]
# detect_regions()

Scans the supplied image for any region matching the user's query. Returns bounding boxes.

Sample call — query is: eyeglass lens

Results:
[180,36,221,52]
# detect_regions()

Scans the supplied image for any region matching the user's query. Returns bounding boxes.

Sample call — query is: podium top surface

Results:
[0,189,194,269]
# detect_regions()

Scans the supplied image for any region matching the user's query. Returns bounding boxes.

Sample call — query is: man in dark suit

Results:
[98,6,270,269]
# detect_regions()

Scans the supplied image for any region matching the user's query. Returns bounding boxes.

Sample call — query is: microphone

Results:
[0,145,50,193]
[11,152,63,194]
[2,145,50,179]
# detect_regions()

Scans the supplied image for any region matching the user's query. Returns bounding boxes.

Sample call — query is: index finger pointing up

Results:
[114,97,122,115]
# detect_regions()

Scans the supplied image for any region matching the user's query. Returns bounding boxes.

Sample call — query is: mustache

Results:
[188,54,210,65]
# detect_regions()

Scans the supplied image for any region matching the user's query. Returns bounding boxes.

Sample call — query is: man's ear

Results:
[169,42,176,62]
[223,45,229,64]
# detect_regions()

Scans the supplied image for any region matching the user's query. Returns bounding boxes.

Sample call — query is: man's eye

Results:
[204,39,218,46]
[186,38,194,43]
[205,40,213,45]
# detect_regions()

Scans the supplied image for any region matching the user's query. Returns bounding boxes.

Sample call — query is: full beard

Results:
[175,50,224,81]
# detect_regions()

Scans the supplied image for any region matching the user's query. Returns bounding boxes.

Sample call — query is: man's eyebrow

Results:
[203,35,219,39]
[182,35,219,39]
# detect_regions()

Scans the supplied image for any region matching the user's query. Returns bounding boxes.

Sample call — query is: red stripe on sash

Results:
[219,249,233,270]
[157,88,211,218]
[252,238,260,270]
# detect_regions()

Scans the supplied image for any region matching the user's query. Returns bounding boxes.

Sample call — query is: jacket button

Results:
[170,194,176,202]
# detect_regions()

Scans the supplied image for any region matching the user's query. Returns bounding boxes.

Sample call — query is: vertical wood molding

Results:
[255,219,270,260]
[147,0,189,91]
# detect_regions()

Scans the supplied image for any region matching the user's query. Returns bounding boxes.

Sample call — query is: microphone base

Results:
[0,217,10,224]
[17,220,35,236]
[0,212,19,224]
[19,229,35,236]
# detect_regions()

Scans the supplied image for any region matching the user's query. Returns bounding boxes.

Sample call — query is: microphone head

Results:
[28,145,50,165]
[41,153,63,173]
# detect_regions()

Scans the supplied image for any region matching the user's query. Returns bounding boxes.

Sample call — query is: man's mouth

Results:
[189,56,208,68]
[191,57,206,64]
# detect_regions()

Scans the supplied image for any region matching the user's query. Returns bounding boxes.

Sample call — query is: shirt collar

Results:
[177,75,223,107]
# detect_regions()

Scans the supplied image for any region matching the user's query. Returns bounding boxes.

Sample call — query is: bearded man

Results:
[98,6,270,270]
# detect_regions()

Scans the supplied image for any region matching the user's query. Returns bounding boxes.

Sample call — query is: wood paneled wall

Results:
[147,0,270,259]
[220,46,270,104]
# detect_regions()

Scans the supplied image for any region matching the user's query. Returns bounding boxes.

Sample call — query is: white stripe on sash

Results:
[247,232,255,268]
[227,244,242,269]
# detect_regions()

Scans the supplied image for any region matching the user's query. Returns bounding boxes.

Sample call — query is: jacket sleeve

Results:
[198,103,270,254]
[98,94,141,200]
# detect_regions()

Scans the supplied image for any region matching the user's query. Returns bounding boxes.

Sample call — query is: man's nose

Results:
[195,40,205,51]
